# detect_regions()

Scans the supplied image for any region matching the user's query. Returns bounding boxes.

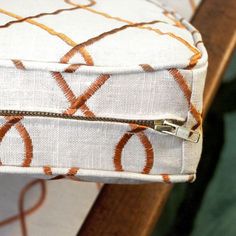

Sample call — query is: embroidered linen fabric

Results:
[0,0,205,235]
[0,175,101,236]
[0,0,207,184]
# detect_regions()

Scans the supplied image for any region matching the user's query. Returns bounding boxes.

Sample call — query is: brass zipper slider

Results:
[154,120,200,143]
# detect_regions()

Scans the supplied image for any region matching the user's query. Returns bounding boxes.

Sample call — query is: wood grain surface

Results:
[78,0,236,235]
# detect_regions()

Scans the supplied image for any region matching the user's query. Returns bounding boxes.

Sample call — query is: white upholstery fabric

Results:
[0,0,207,183]
[0,175,100,236]
[0,0,206,235]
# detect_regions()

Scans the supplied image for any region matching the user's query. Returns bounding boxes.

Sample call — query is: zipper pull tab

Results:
[154,120,200,143]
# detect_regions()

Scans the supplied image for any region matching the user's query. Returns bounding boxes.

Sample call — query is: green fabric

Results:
[192,112,236,236]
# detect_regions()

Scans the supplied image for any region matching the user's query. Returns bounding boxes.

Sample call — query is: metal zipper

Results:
[154,120,200,143]
[0,110,200,143]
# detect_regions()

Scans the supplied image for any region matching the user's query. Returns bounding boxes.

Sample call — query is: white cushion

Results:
[0,1,208,235]
[0,0,207,183]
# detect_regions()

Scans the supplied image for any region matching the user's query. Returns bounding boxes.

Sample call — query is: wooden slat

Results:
[79,0,236,235]
[79,183,172,236]
[195,0,236,116]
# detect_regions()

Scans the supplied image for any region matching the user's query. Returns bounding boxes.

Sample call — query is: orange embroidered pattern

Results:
[168,68,202,128]
[0,0,204,181]
[0,116,33,167]
[114,124,154,174]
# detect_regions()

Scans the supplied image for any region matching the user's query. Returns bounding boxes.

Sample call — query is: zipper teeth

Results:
[0,110,155,128]
[0,110,198,142]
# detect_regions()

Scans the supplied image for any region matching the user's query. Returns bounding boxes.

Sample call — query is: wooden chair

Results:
[78,0,236,235]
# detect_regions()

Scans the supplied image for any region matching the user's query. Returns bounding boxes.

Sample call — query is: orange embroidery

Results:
[146,1,201,67]
[64,64,84,73]
[0,1,95,29]
[51,72,94,116]
[168,69,202,128]
[114,124,154,174]
[65,0,148,25]
[139,64,155,72]
[14,122,33,167]
[1,0,201,68]
[64,0,95,7]
[60,20,164,64]
[0,116,33,167]
[65,74,110,115]
[0,116,22,142]
[65,74,110,114]
[0,8,93,65]
[11,59,26,70]
[161,174,171,183]
[43,166,53,176]
[0,180,46,236]
[67,167,79,176]
[114,132,133,172]
[80,104,95,117]
[136,132,154,174]
[52,71,107,116]
[163,11,185,28]
[18,180,46,236]
[51,72,76,103]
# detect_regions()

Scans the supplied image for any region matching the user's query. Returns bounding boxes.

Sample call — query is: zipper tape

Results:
[0,110,200,143]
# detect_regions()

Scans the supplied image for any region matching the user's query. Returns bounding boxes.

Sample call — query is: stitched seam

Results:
[0,164,196,176]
